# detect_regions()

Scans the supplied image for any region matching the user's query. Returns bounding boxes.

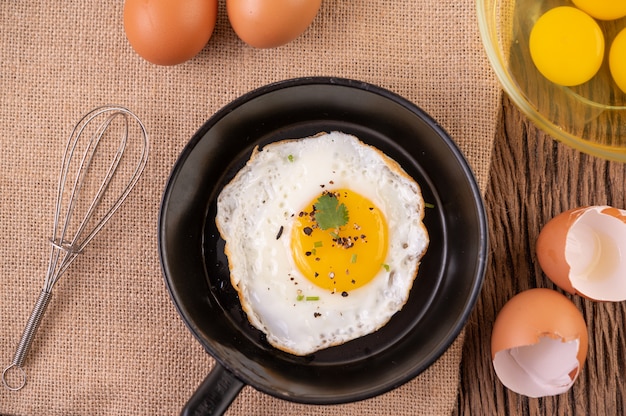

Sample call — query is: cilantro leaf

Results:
[314,193,349,230]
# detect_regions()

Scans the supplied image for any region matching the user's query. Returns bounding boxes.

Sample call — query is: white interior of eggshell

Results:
[565,207,626,301]
[493,336,580,398]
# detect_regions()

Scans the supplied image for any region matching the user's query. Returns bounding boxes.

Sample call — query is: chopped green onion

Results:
[288,154,294,162]
[296,294,304,301]
[382,263,390,272]
[351,254,357,264]
[306,296,319,301]
[314,241,323,248]
[424,202,435,209]
[330,231,340,239]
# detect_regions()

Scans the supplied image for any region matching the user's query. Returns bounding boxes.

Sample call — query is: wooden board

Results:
[455,95,626,415]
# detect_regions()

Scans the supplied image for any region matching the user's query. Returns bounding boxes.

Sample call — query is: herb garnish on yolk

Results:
[291,188,389,293]
[314,192,349,231]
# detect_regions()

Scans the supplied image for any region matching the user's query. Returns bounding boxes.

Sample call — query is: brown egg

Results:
[536,206,626,301]
[124,0,218,66]
[227,0,322,48]
[491,288,588,398]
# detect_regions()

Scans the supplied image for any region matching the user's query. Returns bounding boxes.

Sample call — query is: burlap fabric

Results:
[0,1,499,415]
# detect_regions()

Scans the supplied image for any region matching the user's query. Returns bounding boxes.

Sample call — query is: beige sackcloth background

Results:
[0,1,500,415]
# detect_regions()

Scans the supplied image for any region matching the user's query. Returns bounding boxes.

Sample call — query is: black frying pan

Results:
[158,77,487,415]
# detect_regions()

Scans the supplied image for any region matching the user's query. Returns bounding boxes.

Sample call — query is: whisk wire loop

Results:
[45,109,133,290]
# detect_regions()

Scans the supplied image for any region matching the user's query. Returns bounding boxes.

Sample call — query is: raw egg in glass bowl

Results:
[477,0,626,160]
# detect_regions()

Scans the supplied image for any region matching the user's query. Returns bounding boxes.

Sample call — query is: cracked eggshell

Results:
[491,288,588,398]
[536,206,626,301]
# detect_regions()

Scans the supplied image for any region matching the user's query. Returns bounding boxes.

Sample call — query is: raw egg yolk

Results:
[610,28,626,94]
[291,189,388,293]
[572,0,626,20]
[529,7,604,86]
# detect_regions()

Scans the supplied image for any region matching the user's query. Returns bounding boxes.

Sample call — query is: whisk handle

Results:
[2,289,52,391]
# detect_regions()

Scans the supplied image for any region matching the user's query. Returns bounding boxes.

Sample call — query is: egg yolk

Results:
[609,28,626,94]
[529,7,604,86]
[291,189,388,293]
[572,0,626,20]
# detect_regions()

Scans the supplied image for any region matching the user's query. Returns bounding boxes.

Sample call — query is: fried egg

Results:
[216,131,429,355]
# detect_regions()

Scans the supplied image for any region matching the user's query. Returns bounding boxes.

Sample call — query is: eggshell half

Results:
[491,288,588,398]
[536,206,626,301]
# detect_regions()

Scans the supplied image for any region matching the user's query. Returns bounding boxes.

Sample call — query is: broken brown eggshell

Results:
[491,288,588,398]
[536,205,626,301]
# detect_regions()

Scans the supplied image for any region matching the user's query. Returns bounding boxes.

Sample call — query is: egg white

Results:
[216,131,429,355]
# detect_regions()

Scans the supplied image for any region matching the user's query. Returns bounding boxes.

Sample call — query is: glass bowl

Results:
[477,0,626,160]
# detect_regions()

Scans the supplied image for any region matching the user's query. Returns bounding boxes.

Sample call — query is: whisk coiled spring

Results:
[2,106,149,391]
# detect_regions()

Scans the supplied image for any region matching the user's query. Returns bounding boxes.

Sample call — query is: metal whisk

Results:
[2,106,149,391]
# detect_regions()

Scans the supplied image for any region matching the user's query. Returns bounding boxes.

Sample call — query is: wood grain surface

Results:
[455,95,626,415]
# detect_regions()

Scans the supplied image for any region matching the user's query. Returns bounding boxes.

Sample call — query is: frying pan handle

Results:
[181,362,245,416]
